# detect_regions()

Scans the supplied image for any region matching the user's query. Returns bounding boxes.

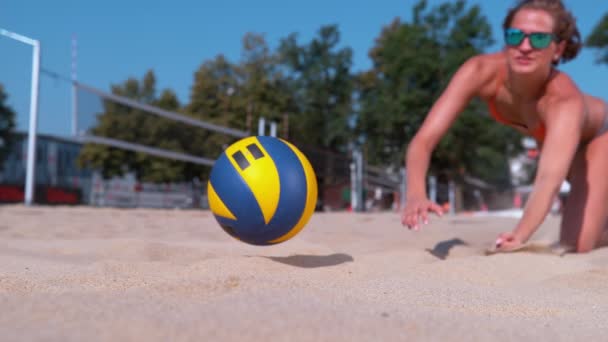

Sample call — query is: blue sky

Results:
[1,0,607,137]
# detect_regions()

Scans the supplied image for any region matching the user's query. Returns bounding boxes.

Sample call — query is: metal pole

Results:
[448,180,456,215]
[258,117,266,136]
[71,34,78,136]
[72,84,78,135]
[400,167,407,211]
[428,175,437,204]
[270,121,277,137]
[1,28,41,207]
[356,149,364,212]
[24,40,41,206]
[350,161,357,211]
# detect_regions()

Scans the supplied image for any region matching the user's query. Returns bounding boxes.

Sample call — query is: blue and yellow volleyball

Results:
[207,136,318,245]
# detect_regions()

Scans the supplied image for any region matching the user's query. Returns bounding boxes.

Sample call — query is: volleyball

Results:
[207,136,318,245]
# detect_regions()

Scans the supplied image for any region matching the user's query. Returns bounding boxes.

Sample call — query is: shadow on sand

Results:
[426,238,468,260]
[262,253,354,268]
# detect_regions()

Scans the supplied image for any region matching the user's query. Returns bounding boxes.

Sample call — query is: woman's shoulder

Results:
[461,52,506,98]
[544,70,585,105]
[547,70,581,95]
[474,51,506,63]
[461,52,505,70]
[541,70,586,116]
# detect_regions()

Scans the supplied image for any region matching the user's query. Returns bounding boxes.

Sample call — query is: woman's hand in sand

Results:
[494,232,525,252]
[401,197,444,230]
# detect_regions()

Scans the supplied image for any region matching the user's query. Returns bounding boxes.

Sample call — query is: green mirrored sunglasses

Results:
[504,28,557,49]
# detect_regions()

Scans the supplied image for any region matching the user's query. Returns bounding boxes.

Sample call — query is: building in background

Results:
[0,132,90,204]
[0,131,203,208]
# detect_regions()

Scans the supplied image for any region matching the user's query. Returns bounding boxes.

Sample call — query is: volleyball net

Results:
[74,82,248,166]
[72,82,250,208]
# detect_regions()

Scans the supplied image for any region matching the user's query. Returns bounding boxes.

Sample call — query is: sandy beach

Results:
[1,204,608,341]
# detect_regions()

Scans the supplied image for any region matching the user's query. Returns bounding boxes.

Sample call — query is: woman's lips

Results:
[515,56,533,65]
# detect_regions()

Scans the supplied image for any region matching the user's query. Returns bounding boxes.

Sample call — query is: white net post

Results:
[350,148,364,212]
[257,117,278,137]
[428,175,437,203]
[350,161,357,211]
[448,180,456,215]
[258,117,266,136]
[71,35,78,136]
[400,167,407,211]
[0,28,41,206]
[269,122,277,137]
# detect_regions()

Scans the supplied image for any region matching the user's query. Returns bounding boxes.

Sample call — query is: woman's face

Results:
[505,8,562,74]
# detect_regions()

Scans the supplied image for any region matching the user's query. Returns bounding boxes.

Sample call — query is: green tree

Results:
[586,13,608,64]
[277,25,354,151]
[237,32,295,137]
[276,25,355,207]
[186,54,242,181]
[358,0,521,187]
[0,84,16,169]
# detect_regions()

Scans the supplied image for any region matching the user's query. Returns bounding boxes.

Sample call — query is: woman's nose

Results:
[519,37,533,51]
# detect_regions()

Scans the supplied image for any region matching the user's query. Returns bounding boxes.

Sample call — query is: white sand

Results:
[1,205,608,341]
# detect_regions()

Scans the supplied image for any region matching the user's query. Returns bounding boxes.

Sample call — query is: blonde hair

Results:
[503,0,582,64]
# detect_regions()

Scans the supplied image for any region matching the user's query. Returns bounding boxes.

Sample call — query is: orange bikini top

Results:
[487,99,546,143]
[485,71,546,143]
